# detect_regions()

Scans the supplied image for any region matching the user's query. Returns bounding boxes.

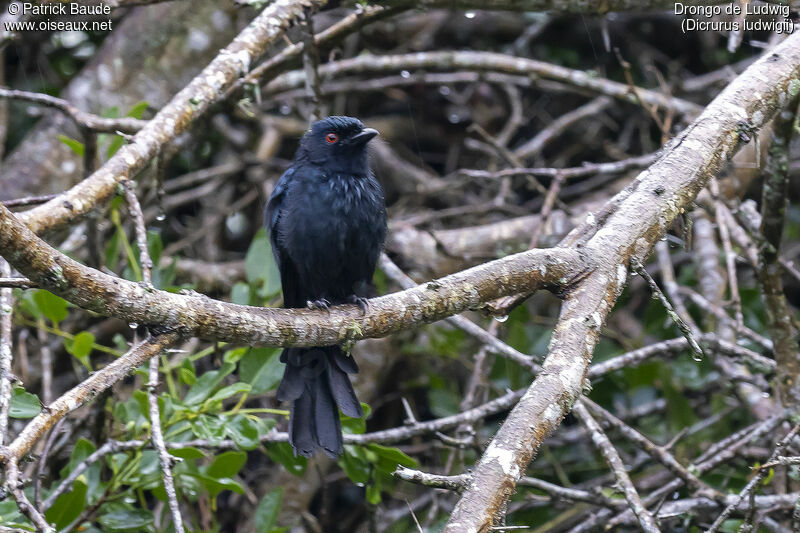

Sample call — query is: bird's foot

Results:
[307,298,331,312]
[346,295,370,315]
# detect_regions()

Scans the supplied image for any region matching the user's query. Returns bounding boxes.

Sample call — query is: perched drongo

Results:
[265,116,386,457]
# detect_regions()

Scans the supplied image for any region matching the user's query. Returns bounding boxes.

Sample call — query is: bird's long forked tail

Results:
[276,346,363,458]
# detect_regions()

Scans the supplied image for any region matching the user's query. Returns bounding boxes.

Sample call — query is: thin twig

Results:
[513,96,612,160]
[147,356,185,533]
[122,181,153,287]
[262,51,702,117]
[300,8,324,122]
[225,4,402,102]
[706,423,800,533]
[655,240,699,334]
[581,397,721,499]
[394,466,468,492]
[5,459,53,532]
[529,171,565,248]
[0,194,58,208]
[573,400,661,533]
[709,178,744,329]
[34,419,63,511]
[631,257,704,360]
[679,288,772,350]
[595,414,785,532]
[457,151,659,181]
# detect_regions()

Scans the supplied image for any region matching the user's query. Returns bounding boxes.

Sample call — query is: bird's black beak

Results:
[349,127,379,146]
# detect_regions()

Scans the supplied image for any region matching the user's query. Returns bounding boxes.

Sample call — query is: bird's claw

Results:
[347,295,370,315]
[307,298,331,312]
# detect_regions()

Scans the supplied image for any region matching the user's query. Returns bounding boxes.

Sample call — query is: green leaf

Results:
[178,369,196,386]
[126,101,149,119]
[97,504,153,530]
[226,414,260,450]
[58,134,84,156]
[338,446,370,485]
[9,387,41,418]
[133,390,149,422]
[367,444,418,474]
[265,442,307,476]
[168,447,205,460]
[762,466,775,485]
[189,472,244,498]
[45,477,87,529]
[366,482,382,505]
[223,347,248,365]
[146,230,162,266]
[190,415,226,444]
[0,500,25,527]
[152,257,176,290]
[245,229,281,296]
[61,439,96,477]
[255,488,284,533]
[341,403,371,435]
[33,290,69,324]
[184,363,235,405]
[427,388,460,418]
[207,451,247,478]
[253,417,277,434]
[206,382,250,405]
[231,282,251,306]
[14,291,42,320]
[65,331,95,369]
[105,230,121,270]
[239,347,283,394]
[106,135,125,159]
[178,358,196,386]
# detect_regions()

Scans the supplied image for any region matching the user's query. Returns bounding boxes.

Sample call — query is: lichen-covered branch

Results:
[0,203,582,348]
[444,33,800,533]
[757,92,800,410]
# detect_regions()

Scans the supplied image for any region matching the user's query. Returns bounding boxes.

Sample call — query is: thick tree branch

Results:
[444,33,800,533]
[0,203,582,348]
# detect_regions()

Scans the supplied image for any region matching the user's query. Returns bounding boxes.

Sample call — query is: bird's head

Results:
[298,116,378,174]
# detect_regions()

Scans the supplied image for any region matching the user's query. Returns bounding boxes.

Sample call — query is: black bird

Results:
[265,116,386,457]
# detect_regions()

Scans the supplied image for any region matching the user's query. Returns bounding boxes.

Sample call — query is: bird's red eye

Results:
[325,133,338,144]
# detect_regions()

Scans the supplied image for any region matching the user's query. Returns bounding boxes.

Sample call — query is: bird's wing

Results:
[265,167,304,307]
[264,167,293,254]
